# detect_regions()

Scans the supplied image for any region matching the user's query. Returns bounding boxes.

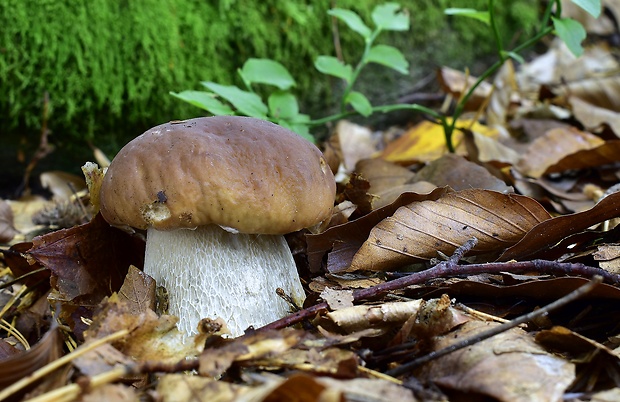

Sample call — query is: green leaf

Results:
[444,8,490,25]
[277,116,314,142]
[367,45,409,74]
[571,0,601,18]
[552,17,586,57]
[268,91,300,120]
[372,3,410,31]
[346,91,372,117]
[239,58,296,90]
[169,91,234,115]
[201,82,268,119]
[328,8,371,38]
[314,56,353,82]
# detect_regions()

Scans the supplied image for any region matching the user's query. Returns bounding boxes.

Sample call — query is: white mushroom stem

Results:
[143,225,306,337]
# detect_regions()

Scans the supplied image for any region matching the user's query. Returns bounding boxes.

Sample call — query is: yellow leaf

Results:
[380,118,498,164]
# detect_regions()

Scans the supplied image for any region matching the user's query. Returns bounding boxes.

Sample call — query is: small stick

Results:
[385,275,603,377]
[262,237,620,331]
[261,238,479,331]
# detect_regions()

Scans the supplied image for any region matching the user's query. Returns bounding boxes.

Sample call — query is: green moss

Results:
[0,0,539,158]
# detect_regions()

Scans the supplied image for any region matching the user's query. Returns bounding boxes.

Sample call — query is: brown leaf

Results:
[415,153,513,193]
[499,191,620,261]
[26,213,145,305]
[157,374,248,402]
[117,265,156,314]
[516,127,604,178]
[570,96,620,137]
[199,329,302,377]
[0,327,63,401]
[306,188,449,273]
[333,120,377,172]
[85,296,196,363]
[437,67,492,111]
[543,140,620,176]
[486,59,516,128]
[350,189,550,271]
[556,75,620,111]
[419,321,574,401]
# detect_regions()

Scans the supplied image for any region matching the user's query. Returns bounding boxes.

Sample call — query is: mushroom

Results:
[99,116,335,337]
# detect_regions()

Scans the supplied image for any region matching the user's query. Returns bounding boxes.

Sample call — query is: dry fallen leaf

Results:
[306,187,449,273]
[85,296,197,363]
[418,321,575,402]
[415,153,513,193]
[499,191,620,261]
[379,119,497,164]
[437,66,493,111]
[350,188,550,271]
[515,126,604,178]
[27,213,145,305]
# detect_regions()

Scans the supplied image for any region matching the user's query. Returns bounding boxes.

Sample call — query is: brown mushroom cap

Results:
[99,116,336,234]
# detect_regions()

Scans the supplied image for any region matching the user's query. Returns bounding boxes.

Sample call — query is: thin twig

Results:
[386,275,603,377]
[261,238,479,330]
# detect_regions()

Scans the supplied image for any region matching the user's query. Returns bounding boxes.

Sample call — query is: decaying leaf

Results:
[85,296,197,363]
[320,287,354,310]
[593,244,620,273]
[157,374,249,402]
[0,327,63,398]
[570,96,620,137]
[555,75,620,111]
[486,59,516,128]
[350,189,550,271]
[417,321,575,402]
[437,66,492,111]
[199,328,303,377]
[117,265,156,314]
[27,213,145,305]
[500,191,620,261]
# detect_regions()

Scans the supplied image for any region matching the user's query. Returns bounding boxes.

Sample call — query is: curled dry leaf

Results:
[486,59,516,128]
[500,191,620,261]
[570,96,620,137]
[86,296,197,362]
[199,329,303,378]
[0,327,63,397]
[555,75,620,111]
[350,189,550,271]
[324,300,422,334]
[39,170,86,202]
[437,66,492,111]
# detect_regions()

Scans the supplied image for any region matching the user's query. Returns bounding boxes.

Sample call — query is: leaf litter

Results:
[7,20,620,402]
